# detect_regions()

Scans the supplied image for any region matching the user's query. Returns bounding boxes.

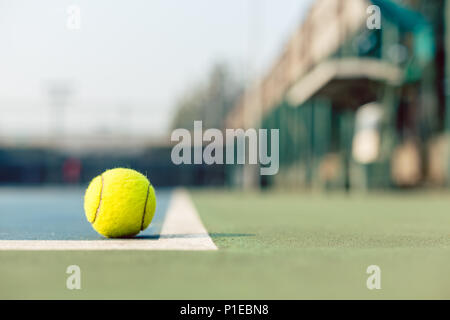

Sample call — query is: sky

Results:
[0,0,314,138]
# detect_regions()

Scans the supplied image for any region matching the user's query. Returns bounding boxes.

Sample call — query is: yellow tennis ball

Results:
[84,168,156,238]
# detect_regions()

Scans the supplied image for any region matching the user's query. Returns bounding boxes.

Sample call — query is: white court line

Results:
[0,189,218,251]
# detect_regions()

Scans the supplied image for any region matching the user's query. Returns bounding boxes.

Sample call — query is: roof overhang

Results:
[286,58,404,108]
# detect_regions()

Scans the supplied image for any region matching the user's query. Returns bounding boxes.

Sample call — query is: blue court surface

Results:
[0,187,171,240]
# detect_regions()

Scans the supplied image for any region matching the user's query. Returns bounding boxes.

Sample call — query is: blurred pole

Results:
[445,0,450,185]
[247,0,263,130]
[48,82,73,142]
[446,0,450,130]
[243,0,264,190]
[118,103,131,137]
[46,82,73,184]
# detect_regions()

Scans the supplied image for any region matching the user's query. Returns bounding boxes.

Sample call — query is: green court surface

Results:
[0,190,449,299]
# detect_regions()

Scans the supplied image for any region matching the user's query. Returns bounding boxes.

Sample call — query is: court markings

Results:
[0,189,217,251]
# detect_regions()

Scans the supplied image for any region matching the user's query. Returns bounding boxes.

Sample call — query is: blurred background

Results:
[0,0,448,191]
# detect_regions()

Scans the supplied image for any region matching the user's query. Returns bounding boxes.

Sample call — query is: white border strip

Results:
[0,189,217,251]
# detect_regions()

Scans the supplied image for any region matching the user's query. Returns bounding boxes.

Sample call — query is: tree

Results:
[171,63,243,131]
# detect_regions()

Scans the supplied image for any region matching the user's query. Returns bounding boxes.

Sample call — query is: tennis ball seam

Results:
[92,174,104,223]
[140,182,150,230]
